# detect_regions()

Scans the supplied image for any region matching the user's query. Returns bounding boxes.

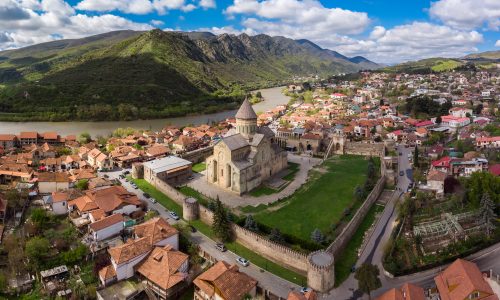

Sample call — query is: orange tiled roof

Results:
[288,290,317,300]
[134,217,178,245]
[194,261,257,300]
[89,213,124,232]
[52,191,69,203]
[136,245,188,290]
[434,259,499,300]
[108,237,152,264]
[98,265,116,281]
[19,132,38,139]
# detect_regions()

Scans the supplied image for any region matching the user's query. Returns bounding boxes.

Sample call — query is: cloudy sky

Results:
[1,0,500,63]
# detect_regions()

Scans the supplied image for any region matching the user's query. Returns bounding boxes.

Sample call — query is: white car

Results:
[236,257,249,267]
[169,211,180,220]
[150,198,157,204]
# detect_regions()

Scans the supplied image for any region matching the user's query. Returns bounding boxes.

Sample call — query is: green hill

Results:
[0,29,378,121]
[382,58,464,73]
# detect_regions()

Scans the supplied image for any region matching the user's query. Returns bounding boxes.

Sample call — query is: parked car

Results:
[399,152,402,156]
[119,174,125,179]
[150,198,157,204]
[123,170,130,175]
[132,184,138,189]
[143,193,151,198]
[236,257,249,267]
[215,243,227,252]
[188,225,197,233]
[399,171,404,176]
[169,211,180,220]
[300,287,311,294]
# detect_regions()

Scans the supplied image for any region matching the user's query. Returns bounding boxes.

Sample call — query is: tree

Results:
[255,91,262,99]
[25,237,50,270]
[355,263,382,300]
[30,208,50,230]
[480,193,497,238]
[76,179,89,190]
[244,215,258,232]
[212,197,232,242]
[78,132,91,144]
[311,228,325,244]
[413,146,420,168]
[269,228,284,244]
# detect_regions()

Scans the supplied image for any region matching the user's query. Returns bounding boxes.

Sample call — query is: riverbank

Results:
[0,86,290,136]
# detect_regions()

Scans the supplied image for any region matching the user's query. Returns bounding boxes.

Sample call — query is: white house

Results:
[449,107,473,118]
[37,173,70,194]
[108,237,152,281]
[88,214,124,242]
[51,192,69,215]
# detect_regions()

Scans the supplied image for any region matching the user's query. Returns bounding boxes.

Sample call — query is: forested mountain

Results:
[0,29,378,121]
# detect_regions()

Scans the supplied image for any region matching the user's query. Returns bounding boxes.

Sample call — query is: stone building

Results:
[205,99,287,195]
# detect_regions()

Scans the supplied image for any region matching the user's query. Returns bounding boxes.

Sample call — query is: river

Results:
[0,86,289,136]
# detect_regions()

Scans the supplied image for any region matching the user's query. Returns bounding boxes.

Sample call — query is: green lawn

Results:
[188,219,306,285]
[192,162,206,173]
[249,185,278,197]
[283,162,300,181]
[253,155,369,241]
[334,203,384,286]
[129,177,183,216]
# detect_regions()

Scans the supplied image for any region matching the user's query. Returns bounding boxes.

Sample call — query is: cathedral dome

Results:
[235,98,257,120]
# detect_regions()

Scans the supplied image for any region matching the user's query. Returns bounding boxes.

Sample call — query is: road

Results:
[329,145,413,299]
[102,168,300,298]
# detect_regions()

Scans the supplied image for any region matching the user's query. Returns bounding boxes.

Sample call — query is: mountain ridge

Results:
[0,29,378,121]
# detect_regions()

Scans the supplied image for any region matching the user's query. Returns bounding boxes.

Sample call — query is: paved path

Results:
[187,154,322,208]
[102,168,300,298]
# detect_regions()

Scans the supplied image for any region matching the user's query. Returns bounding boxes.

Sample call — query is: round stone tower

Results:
[307,250,335,292]
[131,162,144,179]
[183,197,199,221]
[235,98,258,139]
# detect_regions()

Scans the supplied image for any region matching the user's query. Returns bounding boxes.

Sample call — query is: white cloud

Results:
[225,0,370,35]
[0,0,152,50]
[76,0,213,15]
[430,0,500,30]
[369,26,385,40]
[199,0,216,9]
[151,19,165,26]
[331,22,483,63]
[495,40,500,47]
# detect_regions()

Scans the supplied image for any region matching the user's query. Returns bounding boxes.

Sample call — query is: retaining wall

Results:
[345,142,385,157]
[326,175,386,257]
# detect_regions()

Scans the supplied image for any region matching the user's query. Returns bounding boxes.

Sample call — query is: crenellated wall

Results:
[179,146,214,164]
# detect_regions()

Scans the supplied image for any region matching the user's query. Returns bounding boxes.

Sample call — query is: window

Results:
[469,292,480,299]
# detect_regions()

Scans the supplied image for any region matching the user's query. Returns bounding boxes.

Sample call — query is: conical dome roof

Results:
[235,98,257,120]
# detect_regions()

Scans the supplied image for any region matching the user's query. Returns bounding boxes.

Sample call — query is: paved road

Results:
[329,145,413,299]
[101,168,300,298]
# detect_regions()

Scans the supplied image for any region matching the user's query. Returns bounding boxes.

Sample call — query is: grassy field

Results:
[249,185,278,197]
[248,162,301,197]
[178,185,211,207]
[334,203,384,286]
[188,219,306,285]
[192,162,206,173]
[431,60,462,72]
[253,155,369,241]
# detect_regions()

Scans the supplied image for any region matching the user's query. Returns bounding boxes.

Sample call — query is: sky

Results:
[1,0,500,63]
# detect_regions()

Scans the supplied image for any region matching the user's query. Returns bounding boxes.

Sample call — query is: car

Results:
[399,171,404,176]
[188,225,197,233]
[399,152,402,156]
[169,211,180,220]
[103,174,109,179]
[119,174,125,179]
[143,193,151,198]
[215,243,227,252]
[132,184,138,189]
[150,198,157,204]
[300,287,312,294]
[123,170,130,175]
[236,257,249,267]
[125,178,129,182]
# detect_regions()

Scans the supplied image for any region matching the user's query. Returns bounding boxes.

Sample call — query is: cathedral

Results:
[205,98,288,195]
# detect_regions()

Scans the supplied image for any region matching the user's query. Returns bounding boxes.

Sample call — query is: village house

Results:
[87,148,111,170]
[194,261,258,300]
[476,136,500,149]
[37,172,71,194]
[18,132,38,146]
[0,163,34,184]
[434,259,499,300]
[136,245,189,299]
[49,192,70,215]
[0,134,18,150]
[88,213,124,242]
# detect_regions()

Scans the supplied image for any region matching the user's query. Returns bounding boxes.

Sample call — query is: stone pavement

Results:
[187,154,322,208]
